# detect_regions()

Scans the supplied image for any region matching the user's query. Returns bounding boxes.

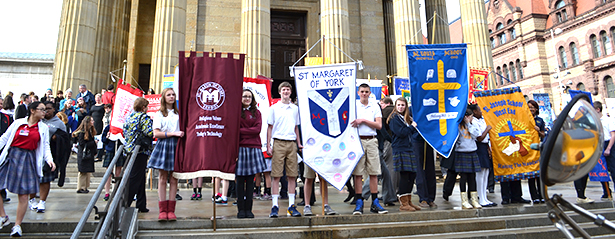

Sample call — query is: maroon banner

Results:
[174,52,245,180]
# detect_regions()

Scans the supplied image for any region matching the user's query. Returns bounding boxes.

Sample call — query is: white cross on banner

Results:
[294,62,364,190]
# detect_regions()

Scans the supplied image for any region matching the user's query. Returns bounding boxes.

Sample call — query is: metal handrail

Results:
[71,145,125,239]
[97,145,141,239]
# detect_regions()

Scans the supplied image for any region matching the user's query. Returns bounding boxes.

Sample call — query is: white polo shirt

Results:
[268,101,300,140]
[601,116,615,142]
[152,110,180,133]
[356,100,381,136]
[471,116,490,144]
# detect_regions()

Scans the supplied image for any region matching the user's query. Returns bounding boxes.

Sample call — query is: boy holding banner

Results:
[351,84,388,215]
[266,82,302,218]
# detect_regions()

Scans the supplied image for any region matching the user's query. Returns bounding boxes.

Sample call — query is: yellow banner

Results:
[305,57,331,66]
[474,87,540,181]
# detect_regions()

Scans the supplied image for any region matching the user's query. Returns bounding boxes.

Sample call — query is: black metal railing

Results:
[71,145,140,239]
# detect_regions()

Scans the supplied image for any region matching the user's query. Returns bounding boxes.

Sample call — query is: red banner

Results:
[469,68,489,103]
[174,52,245,180]
[109,79,143,135]
[144,94,161,121]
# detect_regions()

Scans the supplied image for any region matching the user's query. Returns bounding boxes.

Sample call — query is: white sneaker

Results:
[0,216,9,230]
[10,225,22,237]
[576,197,595,204]
[36,201,45,213]
[28,198,37,211]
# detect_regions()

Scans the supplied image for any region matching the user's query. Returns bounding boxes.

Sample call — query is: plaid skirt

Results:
[454,151,481,173]
[103,149,126,168]
[0,147,40,194]
[148,137,178,171]
[40,165,57,183]
[236,147,267,176]
[393,151,418,172]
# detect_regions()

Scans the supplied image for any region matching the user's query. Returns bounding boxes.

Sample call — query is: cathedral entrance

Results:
[270,11,306,99]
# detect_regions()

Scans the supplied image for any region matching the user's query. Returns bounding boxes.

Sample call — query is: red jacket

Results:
[239,109,262,148]
[102,91,115,105]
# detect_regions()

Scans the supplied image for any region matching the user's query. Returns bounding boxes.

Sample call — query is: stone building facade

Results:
[52,0,495,98]
[450,0,615,113]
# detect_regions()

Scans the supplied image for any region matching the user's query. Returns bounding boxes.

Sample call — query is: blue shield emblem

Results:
[308,88,350,138]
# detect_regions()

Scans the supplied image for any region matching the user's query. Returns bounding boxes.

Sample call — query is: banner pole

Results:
[212,177,217,231]
[431,11,437,44]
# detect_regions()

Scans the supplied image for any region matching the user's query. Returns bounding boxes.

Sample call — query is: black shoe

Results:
[488,189,495,194]
[344,194,353,203]
[138,208,150,213]
[237,210,247,219]
[443,193,449,201]
[512,198,531,204]
[384,202,396,207]
[175,194,183,200]
[532,199,541,204]
[297,200,306,206]
[501,199,510,205]
[76,189,87,194]
[2,198,9,202]
[246,211,254,218]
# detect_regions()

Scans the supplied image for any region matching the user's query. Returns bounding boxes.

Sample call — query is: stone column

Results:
[460,0,495,89]
[320,0,350,64]
[150,0,186,93]
[383,0,396,76]
[92,0,114,92]
[108,0,130,78]
[52,0,98,92]
[240,0,271,78]
[393,0,422,77]
[425,0,450,44]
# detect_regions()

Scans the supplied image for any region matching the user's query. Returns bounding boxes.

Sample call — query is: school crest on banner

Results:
[407,44,469,158]
[294,62,364,190]
[474,87,540,182]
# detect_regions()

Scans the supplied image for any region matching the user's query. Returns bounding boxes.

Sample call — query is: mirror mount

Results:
[546,194,615,239]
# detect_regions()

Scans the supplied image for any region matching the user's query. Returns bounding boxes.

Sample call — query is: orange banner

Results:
[474,87,540,182]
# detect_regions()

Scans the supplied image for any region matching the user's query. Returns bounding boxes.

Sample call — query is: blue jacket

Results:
[101,125,116,152]
[388,113,417,153]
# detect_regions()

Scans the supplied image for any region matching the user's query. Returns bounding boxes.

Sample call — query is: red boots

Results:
[158,200,177,221]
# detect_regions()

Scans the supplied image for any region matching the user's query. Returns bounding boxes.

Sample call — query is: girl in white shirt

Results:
[147,88,184,221]
[454,109,482,209]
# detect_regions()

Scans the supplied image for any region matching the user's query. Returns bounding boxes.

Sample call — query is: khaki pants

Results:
[78,172,91,190]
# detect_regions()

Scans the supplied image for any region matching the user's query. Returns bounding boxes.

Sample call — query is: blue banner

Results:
[532,93,554,131]
[407,44,469,158]
[394,77,409,95]
[569,90,593,105]
[590,155,610,182]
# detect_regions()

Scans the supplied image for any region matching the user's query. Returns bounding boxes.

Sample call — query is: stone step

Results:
[135,202,615,238]
[0,222,97,238]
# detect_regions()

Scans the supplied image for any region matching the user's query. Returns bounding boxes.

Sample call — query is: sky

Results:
[0,0,461,55]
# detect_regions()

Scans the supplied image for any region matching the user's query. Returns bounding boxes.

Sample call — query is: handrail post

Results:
[71,145,125,239]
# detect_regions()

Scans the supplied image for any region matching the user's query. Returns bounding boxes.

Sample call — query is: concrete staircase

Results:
[135,202,615,239]
[50,154,106,190]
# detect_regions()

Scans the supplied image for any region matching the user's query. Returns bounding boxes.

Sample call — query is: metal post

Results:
[213,177,217,231]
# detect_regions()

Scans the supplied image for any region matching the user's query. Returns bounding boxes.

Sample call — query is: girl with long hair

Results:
[455,109,482,209]
[0,101,56,236]
[236,89,267,218]
[148,88,183,221]
[387,97,421,211]
[527,100,545,203]
[73,116,97,193]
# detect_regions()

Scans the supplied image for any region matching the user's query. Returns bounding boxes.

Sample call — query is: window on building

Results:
[516,59,524,79]
[606,76,615,98]
[601,31,612,55]
[558,46,568,68]
[561,10,567,22]
[591,34,602,58]
[497,67,503,85]
[510,28,516,40]
[509,62,517,81]
[503,64,510,82]
[491,38,495,48]
[499,33,507,45]
[556,0,565,9]
[497,23,504,30]
[556,12,563,23]
[570,42,580,65]
[507,19,513,25]
[577,83,585,91]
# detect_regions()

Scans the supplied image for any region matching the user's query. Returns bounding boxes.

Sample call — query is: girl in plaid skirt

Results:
[236,90,267,218]
[148,88,183,221]
[0,101,56,237]
[387,97,421,212]
[454,109,482,209]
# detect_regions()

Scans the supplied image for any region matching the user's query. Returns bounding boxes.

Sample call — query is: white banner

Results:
[109,84,140,134]
[294,62,364,190]
[243,80,271,153]
[605,98,615,117]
